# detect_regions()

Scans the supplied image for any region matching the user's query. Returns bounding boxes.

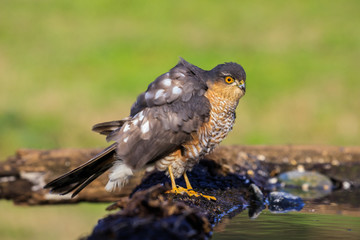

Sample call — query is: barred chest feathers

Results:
[155,89,239,178]
[197,89,238,155]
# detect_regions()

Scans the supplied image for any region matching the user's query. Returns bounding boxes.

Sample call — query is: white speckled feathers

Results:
[130,58,208,115]
[97,58,211,170]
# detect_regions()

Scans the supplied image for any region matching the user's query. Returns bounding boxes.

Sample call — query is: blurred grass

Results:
[1,0,360,157]
[0,0,359,239]
[0,201,108,240]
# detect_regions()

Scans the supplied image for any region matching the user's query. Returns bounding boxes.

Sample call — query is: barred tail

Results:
[44,143,117,198]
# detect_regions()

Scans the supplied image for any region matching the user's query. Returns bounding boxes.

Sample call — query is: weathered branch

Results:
[1,145,359,205]
[0,148,144,204]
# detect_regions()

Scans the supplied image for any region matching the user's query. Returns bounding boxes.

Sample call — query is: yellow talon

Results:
[165,166,216,201]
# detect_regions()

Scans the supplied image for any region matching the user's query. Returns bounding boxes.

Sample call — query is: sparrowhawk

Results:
[44,58,246,200]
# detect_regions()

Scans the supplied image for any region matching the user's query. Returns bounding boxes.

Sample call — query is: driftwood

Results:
[1,145,359,205]
[1,145,360,239]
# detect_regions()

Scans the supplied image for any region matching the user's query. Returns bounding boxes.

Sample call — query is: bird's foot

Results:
[166,185,216,201]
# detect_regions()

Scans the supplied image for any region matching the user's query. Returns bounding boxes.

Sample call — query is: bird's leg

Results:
[165,165,216,201]
[182,172,200,198]
[183,171,193,189]
[183,172,216,201]
[165,165,188,194]
[168,165,178,192]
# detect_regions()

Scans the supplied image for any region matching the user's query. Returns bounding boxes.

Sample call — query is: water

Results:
[213,189,360,240]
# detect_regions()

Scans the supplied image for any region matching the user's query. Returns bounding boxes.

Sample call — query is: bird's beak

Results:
[237,80,246,93]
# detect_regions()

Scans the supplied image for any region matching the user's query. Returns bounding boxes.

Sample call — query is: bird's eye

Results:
[225,76,234,84]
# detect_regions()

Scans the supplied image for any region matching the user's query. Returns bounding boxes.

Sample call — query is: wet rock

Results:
[248,204,266,219]
[268,191,305,213]
[247,184,266,219]
[277,170,333,190]
[248,183,264,205]
[272,170,333,199]
[280,187,332,200]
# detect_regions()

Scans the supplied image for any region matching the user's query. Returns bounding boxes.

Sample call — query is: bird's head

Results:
[206,62,246,102]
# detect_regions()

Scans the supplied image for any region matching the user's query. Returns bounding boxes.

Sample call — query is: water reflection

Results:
[213,189,360,240]
[213,209,360,240]
[248,191,304,219]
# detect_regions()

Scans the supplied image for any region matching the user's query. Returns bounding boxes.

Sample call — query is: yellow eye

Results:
[225,76,234,84]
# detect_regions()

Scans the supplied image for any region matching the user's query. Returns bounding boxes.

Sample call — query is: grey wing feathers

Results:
[116,98,211,169]
[130,58,207,116]
[108,58,211,169]
[91,58,211,170]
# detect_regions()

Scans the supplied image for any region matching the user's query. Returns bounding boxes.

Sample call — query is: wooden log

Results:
[1,145,359,205]
[0,148,144,205]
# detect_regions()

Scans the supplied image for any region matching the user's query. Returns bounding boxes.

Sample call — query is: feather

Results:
[44,143,117,197]
[92,120,128,136]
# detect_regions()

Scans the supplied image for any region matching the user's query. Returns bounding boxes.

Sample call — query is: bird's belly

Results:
[155,106,236,179]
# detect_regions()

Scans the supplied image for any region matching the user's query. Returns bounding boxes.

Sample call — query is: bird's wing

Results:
[106,58,211,169]
[129,58,208,116]
[92,119,130,136]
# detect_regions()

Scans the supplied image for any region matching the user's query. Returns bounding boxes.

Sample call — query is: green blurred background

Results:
[0,0,359,239]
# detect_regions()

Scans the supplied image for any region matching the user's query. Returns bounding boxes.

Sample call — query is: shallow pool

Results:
[213,189,360,240]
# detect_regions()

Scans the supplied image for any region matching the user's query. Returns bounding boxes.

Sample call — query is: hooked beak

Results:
[237,79,246,93]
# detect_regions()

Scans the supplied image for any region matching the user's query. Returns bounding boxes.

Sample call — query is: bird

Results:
[44,58,246,201]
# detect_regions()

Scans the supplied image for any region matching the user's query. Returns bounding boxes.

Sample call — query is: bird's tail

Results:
[44,143,117,198]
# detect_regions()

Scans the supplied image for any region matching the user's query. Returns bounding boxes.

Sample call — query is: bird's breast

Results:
[184,90,237,160]
[154,89,238,177]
